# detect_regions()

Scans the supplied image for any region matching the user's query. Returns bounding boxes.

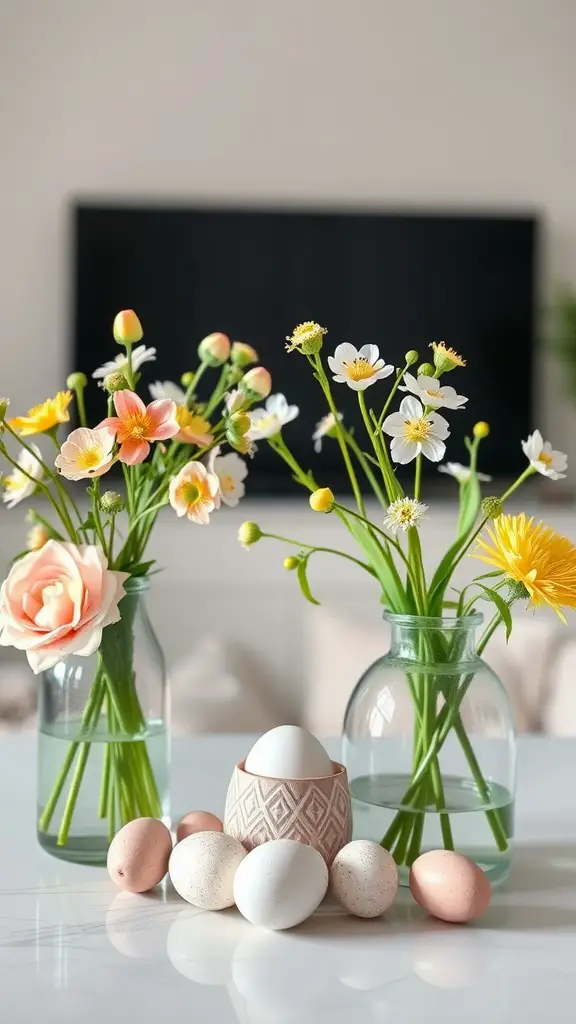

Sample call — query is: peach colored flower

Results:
[174,407,214,446]
[169,461,219,524]
[0,541,129,674]
[55,426,116,481]
[99,390,178,464]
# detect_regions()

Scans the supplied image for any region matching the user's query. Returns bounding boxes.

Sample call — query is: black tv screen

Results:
[73,204,537,493]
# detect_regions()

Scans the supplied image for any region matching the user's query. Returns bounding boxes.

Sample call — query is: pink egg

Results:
[409,850,491,924]
[176,810,223,843]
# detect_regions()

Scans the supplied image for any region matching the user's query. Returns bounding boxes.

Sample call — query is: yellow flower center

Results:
[4,472,22,491]
[220,473,235,493]
[77,448,102,470]
[181,482,200,506]
[538,451,553,468]
[345,358,374,382]
[431,343,466,368]
[396,506,415,524]
[404,417,432,443]
[424,387,442,399]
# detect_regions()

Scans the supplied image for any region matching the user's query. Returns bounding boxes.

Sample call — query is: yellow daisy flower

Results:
[8,391,72,436]
[473,513,576,623]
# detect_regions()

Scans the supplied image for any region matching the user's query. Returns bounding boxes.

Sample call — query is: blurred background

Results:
[2,0,576,736]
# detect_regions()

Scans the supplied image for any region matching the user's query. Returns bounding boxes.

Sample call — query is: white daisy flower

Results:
[327,343,394,391]
[149,380,186,405]
[439,462,492,483]
[92,344,157,379]
[214,452,248,507]
[522,430,567,481]
[247,394,299,441]
[2,444,44,508]
[312,411,342,453]
[225,389,245,414]
[383,497,428,533]
[399,373,468,410]
[382,396,450,464]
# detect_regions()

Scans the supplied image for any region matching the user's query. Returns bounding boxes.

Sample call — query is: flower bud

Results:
[285,321,327,355]
[228,411,251,438]
[198,332,231,367]
[227,432,257,457]
[404,350,419,366]
[103,371,128,393]
[0,398,9,421]
[283,555,300,571]
[238,521,262,547]
[231,341,258,368]
[181,371,194,387]
[473,421,490,439]
[239,366,272,400]
[418,362,435,377]
[66,372,88,390]
[99,490,125,515]
[27,524,49,551]
[113,309,143,345]
[309,487,335,513]
[480,496,503,520]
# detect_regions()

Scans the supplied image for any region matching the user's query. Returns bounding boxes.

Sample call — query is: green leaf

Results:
[473,569,505,581]
[11,549,29,563]
[296,558,320,605]
[361,451,382,469]
[477,585,512,642]
[345,517,409,612]
[124,560,156,577]
[456,471,481,538]
[79,511,97,532]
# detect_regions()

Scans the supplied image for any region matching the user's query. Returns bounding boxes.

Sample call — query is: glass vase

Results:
[343,613,516,887]
[37,577,169,864]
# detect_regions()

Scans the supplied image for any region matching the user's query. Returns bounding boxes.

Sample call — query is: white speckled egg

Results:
[244,726,332,780]
[169,831,246,910]
[233,839,328,930]
[330,840,398,918]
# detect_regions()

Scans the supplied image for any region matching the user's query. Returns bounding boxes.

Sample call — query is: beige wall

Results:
[2,0,576,450]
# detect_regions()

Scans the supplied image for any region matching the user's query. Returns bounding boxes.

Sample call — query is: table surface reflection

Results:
[1,734,576,1023]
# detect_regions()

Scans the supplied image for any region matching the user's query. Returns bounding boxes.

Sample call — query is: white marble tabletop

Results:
[1,734,576,1023]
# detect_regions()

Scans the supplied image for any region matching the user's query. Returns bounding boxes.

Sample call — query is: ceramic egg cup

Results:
[224,759,352,865]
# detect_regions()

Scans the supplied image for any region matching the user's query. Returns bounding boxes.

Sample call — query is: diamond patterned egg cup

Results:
[224,760,352,865]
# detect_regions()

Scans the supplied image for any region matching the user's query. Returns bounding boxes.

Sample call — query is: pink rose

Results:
[0,541,129,674]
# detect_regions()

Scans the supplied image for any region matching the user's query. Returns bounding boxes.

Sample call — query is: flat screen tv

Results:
[73,204,537,493]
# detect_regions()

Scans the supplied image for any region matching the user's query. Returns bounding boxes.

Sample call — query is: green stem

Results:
[500,466,536,502]
[377,361,413,428]
[344,430,388,507]
[261,531,376,576]
[358,391,396,503]
[312,353,365,515]
[56,743,92,846]
[185,361,208,406]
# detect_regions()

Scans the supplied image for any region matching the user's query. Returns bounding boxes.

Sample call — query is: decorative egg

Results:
[233,838,328,930]
[169,831,246,910]
[244,725,333,779]
[176,810,223,843]
[409,850,492,923]
[330,840,398,918]
[107,817,172,893]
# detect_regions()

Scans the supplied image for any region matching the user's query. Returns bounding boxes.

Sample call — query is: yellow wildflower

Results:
[8,391,72,436]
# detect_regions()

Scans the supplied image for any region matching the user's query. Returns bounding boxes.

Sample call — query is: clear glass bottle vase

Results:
[343,613,516,886]
[37,577,169,864]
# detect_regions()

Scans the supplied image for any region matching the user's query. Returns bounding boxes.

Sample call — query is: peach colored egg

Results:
[409,850,491,924]
[107,817,172,893]
[176,810,223,844]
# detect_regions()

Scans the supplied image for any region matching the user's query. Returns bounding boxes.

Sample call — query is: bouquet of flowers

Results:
[239,320,576,870]
[0,311,270,854]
